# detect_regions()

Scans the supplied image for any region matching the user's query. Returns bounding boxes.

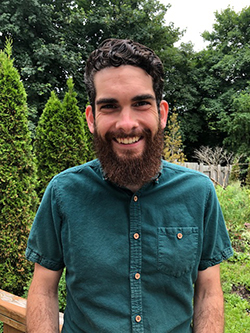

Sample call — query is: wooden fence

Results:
[0,289,63,333]
[181,163,232,187]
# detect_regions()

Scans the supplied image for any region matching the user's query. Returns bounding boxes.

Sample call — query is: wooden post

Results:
[0,289,64,332]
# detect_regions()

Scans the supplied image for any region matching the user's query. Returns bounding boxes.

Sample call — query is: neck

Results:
[125,183,143,193]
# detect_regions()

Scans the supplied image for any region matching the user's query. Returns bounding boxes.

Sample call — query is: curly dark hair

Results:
[84,38,164,114]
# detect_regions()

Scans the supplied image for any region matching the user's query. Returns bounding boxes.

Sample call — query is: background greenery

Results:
[0,40,38,295]
[0,1,249,159]
[217,183,250,332]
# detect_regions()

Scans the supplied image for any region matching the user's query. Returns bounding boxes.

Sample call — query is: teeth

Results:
[116,136,140,144]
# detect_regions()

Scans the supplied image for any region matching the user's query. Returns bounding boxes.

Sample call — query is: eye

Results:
[133,101,151,110]
[100,104,119,112]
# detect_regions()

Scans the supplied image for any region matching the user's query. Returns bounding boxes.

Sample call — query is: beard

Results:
[93,123,164,189]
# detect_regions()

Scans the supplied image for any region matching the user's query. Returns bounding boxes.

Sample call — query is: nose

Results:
[115,108,139,133]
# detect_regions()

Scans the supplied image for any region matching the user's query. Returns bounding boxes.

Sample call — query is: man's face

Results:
[86,65,168,189]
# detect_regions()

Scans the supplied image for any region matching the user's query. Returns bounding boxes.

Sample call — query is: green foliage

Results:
[225,88,250,156]
[217,182,250,332]
[221,261,250,332]
[246,163,250,188]
[196,6,250,155]
[0,0,182,119]
[216,182,250,253]
[58,269,67,312]
[0,40,38,295]
[0,0,82,113]
[164,113,186,163]
[229,159,241,183]
[34,78,87,197]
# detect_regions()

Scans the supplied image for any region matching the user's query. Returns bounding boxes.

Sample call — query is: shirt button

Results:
[133,233,140,240]
[135,315,142,323]
[177,233,183,239]
[135,273,141,280]
[133,195,138,202]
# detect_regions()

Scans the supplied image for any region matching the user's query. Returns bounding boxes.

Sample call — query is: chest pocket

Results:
[157,227,198,277]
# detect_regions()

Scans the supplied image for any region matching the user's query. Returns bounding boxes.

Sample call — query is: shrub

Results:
[0,40,38,295]
[164,112,186,163]
[34,78,88,197]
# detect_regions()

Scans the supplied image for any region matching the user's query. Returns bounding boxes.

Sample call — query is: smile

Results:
[115,136,141,145]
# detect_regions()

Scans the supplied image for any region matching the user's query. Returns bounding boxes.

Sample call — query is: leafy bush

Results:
[34,78,88,197]
[164,112,186,163]
[0,40,38,295]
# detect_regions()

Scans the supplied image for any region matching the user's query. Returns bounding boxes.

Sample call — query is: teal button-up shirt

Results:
[26,159,233,332]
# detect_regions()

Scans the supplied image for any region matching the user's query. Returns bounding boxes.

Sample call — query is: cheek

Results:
[144,114,160,132]
[95,118,113,137]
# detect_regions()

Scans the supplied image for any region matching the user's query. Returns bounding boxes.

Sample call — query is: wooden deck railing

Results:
[0,289,64,332]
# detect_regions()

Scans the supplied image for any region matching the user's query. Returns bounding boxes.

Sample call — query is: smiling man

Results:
[26,39,233,332]
[86,65,168,192]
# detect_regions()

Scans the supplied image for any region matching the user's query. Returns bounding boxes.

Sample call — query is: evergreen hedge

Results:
[0,41,38,295]
[34,78,88,197]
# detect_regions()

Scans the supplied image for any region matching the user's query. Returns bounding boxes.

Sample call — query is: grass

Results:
[217,182,250,332]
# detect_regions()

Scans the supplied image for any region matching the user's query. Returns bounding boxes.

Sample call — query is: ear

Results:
[159,100,169,129]
[85,105,95,134]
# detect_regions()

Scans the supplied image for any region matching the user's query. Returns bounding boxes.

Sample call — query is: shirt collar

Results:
[99,159,163,186]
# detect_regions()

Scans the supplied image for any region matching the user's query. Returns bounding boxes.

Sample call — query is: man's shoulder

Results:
[55,159,101,177]
[52,159,102,182]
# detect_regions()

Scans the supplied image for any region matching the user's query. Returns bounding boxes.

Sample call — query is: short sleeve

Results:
[199,181,233,270]
[26,178,65,271]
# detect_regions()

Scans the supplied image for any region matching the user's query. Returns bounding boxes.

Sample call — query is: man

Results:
[26,39,233,332]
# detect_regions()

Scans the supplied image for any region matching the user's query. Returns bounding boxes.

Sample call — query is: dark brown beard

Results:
[93,124,164,189]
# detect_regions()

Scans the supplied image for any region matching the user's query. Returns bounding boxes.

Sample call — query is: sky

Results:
[161,0,250,51]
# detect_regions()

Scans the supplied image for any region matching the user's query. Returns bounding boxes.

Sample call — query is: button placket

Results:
[130,194,144,332]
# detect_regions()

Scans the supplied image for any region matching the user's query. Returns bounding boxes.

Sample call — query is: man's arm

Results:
[26,263,63,333]
[193,264,224,333]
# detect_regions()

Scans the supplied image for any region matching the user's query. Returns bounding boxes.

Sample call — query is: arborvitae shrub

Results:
[34,78,87,197]
[0,40,38,295]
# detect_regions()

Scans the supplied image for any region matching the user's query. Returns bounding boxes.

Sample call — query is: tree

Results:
[193,146,234,166]
[34,78,87,197]
[193,6,250,155]
[163,43,205,159]
[163,112,186,163]
[225,88,250,156]
[0,40,38,294]
[0,0,182,120]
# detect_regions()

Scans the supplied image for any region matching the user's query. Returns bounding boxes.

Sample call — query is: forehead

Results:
[93,65,154,99]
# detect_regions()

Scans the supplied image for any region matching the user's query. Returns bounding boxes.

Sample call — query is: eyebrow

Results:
[96,98,118,105]
[96,94,156,105]
[131,94,156,102]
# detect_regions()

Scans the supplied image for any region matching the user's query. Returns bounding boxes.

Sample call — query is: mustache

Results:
[104,128,152,141]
